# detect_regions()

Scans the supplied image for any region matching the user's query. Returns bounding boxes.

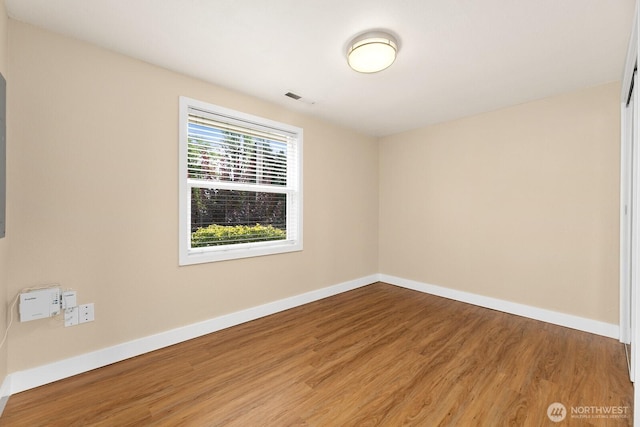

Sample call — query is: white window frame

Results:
[179,96,303,265]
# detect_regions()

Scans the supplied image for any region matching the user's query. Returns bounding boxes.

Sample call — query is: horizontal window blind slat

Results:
[188,109,296,141]
[187,150,290,165]
[187,179,292,194]
[187,132,291,150]
[188,130,290,151]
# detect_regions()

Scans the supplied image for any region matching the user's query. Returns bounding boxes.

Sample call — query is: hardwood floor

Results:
[0,282,632,426]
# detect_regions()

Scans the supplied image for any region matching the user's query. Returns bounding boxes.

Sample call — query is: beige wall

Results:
[6,21,379,372]
[3,17,623,374]
[380,82,621,324]
[0,0,8,388]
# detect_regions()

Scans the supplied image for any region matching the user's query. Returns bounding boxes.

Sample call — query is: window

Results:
[179,97,303,265]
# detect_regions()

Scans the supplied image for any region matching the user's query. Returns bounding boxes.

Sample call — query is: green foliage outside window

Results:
[191,224,286,248]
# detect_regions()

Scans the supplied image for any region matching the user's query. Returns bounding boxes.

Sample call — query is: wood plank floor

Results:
[0,282,632,426]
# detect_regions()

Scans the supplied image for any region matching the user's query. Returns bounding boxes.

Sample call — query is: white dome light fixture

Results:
[347,31,398,73]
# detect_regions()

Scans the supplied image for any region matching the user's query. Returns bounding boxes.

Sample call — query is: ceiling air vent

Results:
[285,92,315,105]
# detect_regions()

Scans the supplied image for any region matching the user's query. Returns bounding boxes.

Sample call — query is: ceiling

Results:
[5,0,636,137]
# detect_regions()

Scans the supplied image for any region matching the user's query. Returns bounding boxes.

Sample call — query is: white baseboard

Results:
[0,374,10,417]
[380,274,619,339]
[0,375,9,399]
[5,273,620,396]
[8,274,378,395]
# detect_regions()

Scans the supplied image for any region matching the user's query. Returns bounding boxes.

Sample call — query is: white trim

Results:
[621,5,640,412]
[8,274,378,394]
[635,379,640,427]
[4,273,624,395]
[0,375,10,417]
[620,97,632,345]
[178,96,303,266]
[380,274,619,339]
[0,375,10,400]
[621,2,638,102]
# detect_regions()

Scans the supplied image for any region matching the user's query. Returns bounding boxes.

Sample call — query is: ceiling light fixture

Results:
[347,31,398,73]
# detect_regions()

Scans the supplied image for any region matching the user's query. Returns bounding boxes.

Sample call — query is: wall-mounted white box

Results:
[19,288,61,322]
[61,290,77,309]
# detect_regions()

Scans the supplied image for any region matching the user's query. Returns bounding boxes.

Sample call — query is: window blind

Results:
[188,109,295,187]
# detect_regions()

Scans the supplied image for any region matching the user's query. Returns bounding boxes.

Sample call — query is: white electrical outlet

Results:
[78,303,95,324]
[64,307,79,327]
